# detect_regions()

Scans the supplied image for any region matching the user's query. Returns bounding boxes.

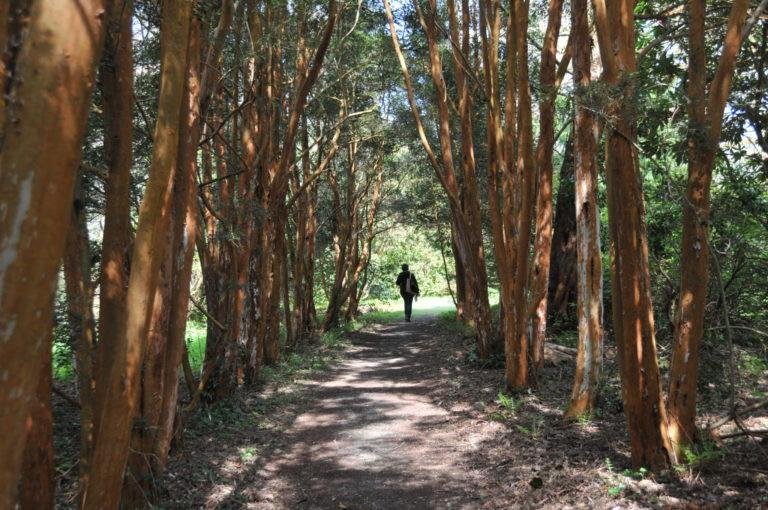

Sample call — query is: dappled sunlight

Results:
[158,310,768,508]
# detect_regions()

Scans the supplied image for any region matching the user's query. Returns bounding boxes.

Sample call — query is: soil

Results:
[149,314,768,509]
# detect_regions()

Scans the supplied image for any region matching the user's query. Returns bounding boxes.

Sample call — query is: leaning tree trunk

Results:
[593,0,671,471]
[385,0,492,356]
[422,0,493,356]
[565,0,602,418]
[82,1,193,506]
[0,2,108,505]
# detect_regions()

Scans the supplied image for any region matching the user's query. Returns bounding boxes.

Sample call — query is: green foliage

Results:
[488,391,521,422]
[622,467,650,480]
[238,446,258,463]
[185,320,207,375]
[603,458,649,497]
[364,225,452,300]
[607,483,626,498]
[678,440,723,469]
[574,411,596,426]
[741,353,768,378]
[53,342,74,381]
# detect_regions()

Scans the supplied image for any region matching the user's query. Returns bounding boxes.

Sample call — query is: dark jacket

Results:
[396,270,420,296]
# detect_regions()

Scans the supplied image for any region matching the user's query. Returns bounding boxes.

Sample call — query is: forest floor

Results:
[50,304,768,508]
[150,310,768,509]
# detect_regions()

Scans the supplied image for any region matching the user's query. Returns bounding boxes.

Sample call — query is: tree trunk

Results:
[565,0,602,418]
[479,0,511,361]
[529,0,564,371]
[452,230,468,320]
[94,0,134,433]
[0,2,107,504]
[82,1,193,506]
[414,0,493,356]
[63,175,97,502]
[592,0,671,471]
[18,333,54,510]
[667,0,749,457]
[548,136,577,319]
[507,0,535,390]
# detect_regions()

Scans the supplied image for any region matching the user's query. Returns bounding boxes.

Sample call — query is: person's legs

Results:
[404,294,414,321]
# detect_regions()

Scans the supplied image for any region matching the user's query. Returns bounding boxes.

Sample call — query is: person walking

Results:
[395,264,420,322]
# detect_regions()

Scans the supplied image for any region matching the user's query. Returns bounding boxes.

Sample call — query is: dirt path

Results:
[237,316,502,509]
[161,315,768,509]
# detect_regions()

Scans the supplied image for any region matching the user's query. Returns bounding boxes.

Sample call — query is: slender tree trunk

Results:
[448,0,487,341]
[548,135,577,319]
[452,229,468,320]
[413,0,493,356]
[63,175,97,501]
[291,117,311,342]
[529,0,564,371]
[94,0,134,427]
[592,0,671,471]
[90,1,134,500]
[565,0,602,418]
[667,0,750,456]
[82,2,193,506]
[508,0,535,389]
[0,2,9,128]
[479,0,511,357]
[153,14,204,470]
[0,2,107,505]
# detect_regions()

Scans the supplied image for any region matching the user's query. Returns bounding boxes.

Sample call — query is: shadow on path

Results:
[214,316,498,509]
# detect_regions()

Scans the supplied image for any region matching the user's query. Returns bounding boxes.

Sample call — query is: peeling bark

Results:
[565,0,602,418]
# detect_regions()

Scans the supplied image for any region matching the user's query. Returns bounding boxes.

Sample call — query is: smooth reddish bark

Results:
[667,0,750,456]
[593,0,671,471]
[82,1,193,506]
[18,335,54,510]
[0,1,108,504]
[529,0,564,371]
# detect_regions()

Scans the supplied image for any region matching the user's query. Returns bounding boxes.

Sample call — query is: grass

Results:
[52,295,460,382]
[741,352,767,378]
[342,295,459,332]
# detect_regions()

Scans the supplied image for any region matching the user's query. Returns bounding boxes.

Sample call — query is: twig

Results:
[190,295,226,331]
[709,397,768,430]
[133,92,155,139]
[734,414,768,461]
[743,0,768,45]
[711,246,738,415]
[197,98,255,147]
[198,169,246,189]
[707,325,768,338]
[719,428,768,440]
